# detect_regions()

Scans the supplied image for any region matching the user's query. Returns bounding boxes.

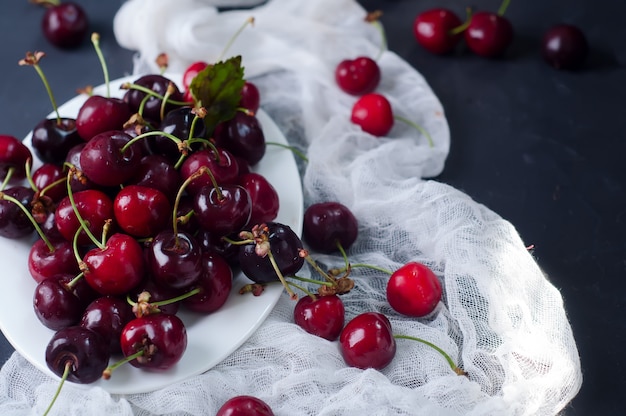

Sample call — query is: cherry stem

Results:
[265,142,308,163]
[394,334,467,376]
[288,275,335,288]
[267,249,297,300]
[120,83,189,106]
[450,7,473,36]
[65,168,104,249]
[102,350,144,380]
[300,251,334,284]
[394,115,434,147]
[497,0,511,16]
[366,10,388,61]
[42,360,70,416]
[90,33,110,98]
[160,82,176,121]
[37,176,66,200]
[0,168,13,190]
[19,52,61,123]
[0,191,54,251]
[217,16,255,62]
[285,280,317,300]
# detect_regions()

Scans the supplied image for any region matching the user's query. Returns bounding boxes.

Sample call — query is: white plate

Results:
[0,74,303,394]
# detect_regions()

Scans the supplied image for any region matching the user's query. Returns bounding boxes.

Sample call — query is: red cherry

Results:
[0,134,32,183]
[294,294,345,341]
[238,172,280,227]
[39,1,89,49]
[240,81,261,113]
[54,189,114,246]
[113,185,171,238]
[413,9,463,55]
[464,12,514,58]
[184,252,233,314]
[386,261,442,317]
[28,238,80,283]
[216,395,274,416]
[350,93,394,137]
[335,56,381,95]
[339,312,396,370]
[302,201,358,254]
[542,24,588,70]
[182,61,209,90]
[75,95,132,141]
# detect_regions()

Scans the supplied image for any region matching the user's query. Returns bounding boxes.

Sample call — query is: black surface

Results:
[1,1,624,415]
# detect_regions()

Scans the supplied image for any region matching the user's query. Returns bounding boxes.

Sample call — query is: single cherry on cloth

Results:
[464,11,514,58]
[216,395,275,416]
[0,135,32,184]
[350,93,394,137]
[339,312,396,370]
[294,294,345,341]
[335,56,381,95]
[386,261,442,317]
[542,24,588,70]
[34,0,89,49]
[413,8,464,55]
[302,201,358,254]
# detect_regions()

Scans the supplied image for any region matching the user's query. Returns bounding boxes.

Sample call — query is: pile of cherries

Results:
[413,0,589,70]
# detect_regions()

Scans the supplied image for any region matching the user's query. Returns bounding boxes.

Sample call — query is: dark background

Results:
[0,1,623,414]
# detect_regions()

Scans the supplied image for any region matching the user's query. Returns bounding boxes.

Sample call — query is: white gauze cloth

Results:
[0,0,582,415]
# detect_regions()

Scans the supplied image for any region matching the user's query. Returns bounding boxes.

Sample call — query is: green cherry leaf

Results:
[189,55,245,131]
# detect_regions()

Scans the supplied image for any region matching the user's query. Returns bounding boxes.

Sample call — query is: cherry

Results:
[542,24,588,70]
[240,81,261,114]
[76,95,132,141]
[214,111,266,166]
[386,261,442,317]
[82,232,145,296]
[33,274,84,330]
[194,183,252,236]
[64,143,96,193]
[216,395,275,416]
[302,201,358,254]
[179,148,239,196]
[129,154,182,203]
[28,238,80,283]
[350,93,393,137]
[0,135,32,184]
[294,294,345,341]
[0,186,36,239]
[335,57,381,95]
[146,230,203,290]
[339,312,396,370]
[54,189,113,245]
[123,74,184,124]
[113,185,171,238]
[118,313,187,371]
[184,252,233,314]
[35,0,89,49]
[45,326,110,384]
[149,106,207,162]
[79,130,143,187]
[31,118,83,166]
[464,2,514,58]
[413,9,464,55]
[196,229,241,267]
[182,61,208,91]
[32,163,67,203]
[238,172,280,227]
[80,295,134,354]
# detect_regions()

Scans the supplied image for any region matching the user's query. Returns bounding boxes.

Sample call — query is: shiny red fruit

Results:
[113,185,171,238]
[350,93,394,137]
[339,312,396,370]
[335,56,381,95]
[464,12,514,58]
[413,9,463,55]
[386,261,442,317]
[294,294,345,341]
[216,395,274,416]
[542,24,588,70]
[41,1,89,49]
[0,134,32,183]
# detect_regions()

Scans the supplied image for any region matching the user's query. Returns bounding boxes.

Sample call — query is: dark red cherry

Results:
[133,276,181,315]
[294,294,345,341]
[302,201,358,253]
[28,238,80,283]
[79,130,143,187]
[75,95,132,141]
[123,74,184,124]
[184,252,233,314]
[64,143,96,193]
[148,106,207,162]
[335,56,381,95]
[80,295,134,354]
[216,395,275,416]
[193,184,252,236]
[0,186,36,239]
[238,172,279,227]
[214,112,266,166]
[350,93,394,137]
[129,154,182,203]
[146,230,203,290]
[31,117,83,165]
[113,185,170,238]
[413,8,463,55]
[33,275,84,330]
[240,81,261,113]
[464,12,514,58]
[120,313,187,370]
[339,312,396,370]
[45,326,110,384]
[39,1,89,49]
[542,24,588,70]
[54,189,113,245]
[32,163,67,202]
[179,148,239,196]
[0,134,32,183]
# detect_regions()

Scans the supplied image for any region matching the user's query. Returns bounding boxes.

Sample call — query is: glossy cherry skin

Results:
[28,238,80,283]
[194,184,252,236]
[179,148,240,196]
[238,172,280,227]
[0,134,32,183]
[124,74,184,124]
[335,56,381,95]
[32,163,67,202]
[33,275,84,330]
[216,396,275,416]
[214,112,266,166]
[294,294,345,341]
[41,2,89,49]
[386,261,442,317]
[542,24,588,70]
[82,233,145,295]
[149,106,207,162]
[129,154,182,203]
[113,185,171,238]
[120,313,187,370]
[76,95,132,141]
[464,12,514,58]
[413,8,463,55]
[80,295,134,354]
[350,93,394,137]
[239,222,305,284]
[79,130,143,187]
[146,230,203,290]
[302,201,358,253]
[31,117,83,165]
[240,81,261,114]
[54,189,114,246]
[182,61,208,91]
[184,252,233,314]
[45,326,110,384]
[339,312,396,370]
[0,186,35,239]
